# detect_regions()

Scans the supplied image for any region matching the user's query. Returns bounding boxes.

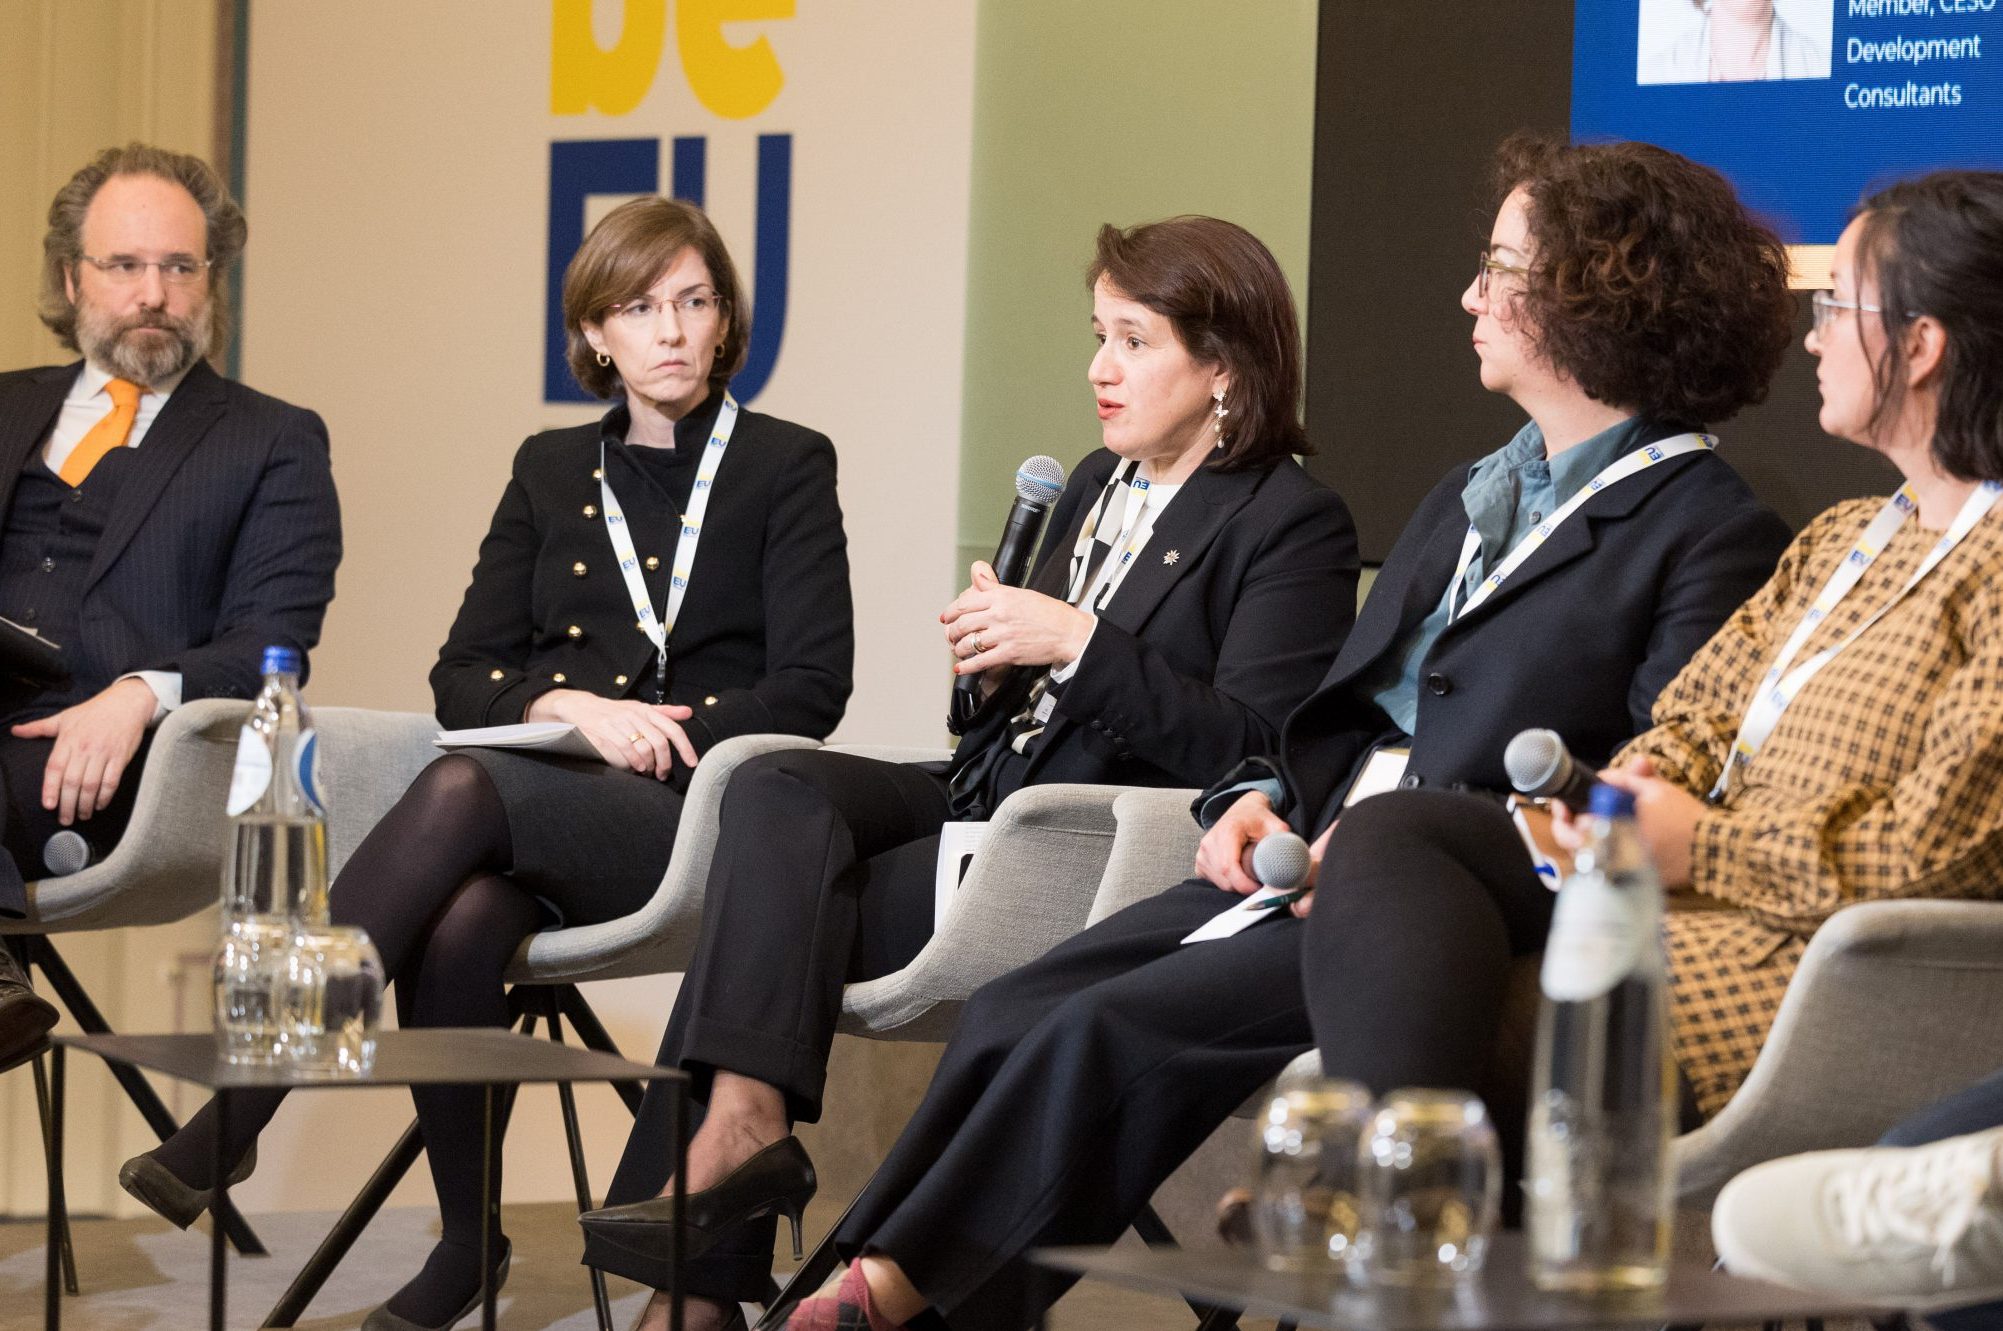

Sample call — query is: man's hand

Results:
[10,678,158,824]
[1194,791,1294,895]
[526,688,697,779]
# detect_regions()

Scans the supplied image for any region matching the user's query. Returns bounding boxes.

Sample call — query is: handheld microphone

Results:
[1249,831,1313,891]
[42,829,96,877]
[949,455,1067,733]
[1504,728,1597,808]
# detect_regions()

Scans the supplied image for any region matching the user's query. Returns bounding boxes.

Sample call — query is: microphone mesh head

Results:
[1252,832,1313,892]
[1504,728,1565,796]
[1015,455,1066,504]
[43,830,91,877]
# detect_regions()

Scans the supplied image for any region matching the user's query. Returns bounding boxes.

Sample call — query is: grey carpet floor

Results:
[0,1202,1263,1330]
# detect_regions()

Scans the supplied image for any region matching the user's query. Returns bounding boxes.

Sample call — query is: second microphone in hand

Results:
[949,454,1066,732]
[1504,727,1599,809]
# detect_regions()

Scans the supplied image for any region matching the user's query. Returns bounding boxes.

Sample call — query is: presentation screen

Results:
[1572,0,2002,244]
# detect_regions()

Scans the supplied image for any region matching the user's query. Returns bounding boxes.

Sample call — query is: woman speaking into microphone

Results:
[119,197,854,1330]
[581,215,1360,1331]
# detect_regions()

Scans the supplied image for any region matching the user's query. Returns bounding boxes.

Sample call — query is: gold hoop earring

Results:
[595,352,611,367]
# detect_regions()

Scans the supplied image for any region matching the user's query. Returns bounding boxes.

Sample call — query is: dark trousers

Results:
[1302,790,1557,1187]
[0,730,152,917]
[1881,1067,2003,1331]
[832,880,1313,1331]
[590,748,952,1300]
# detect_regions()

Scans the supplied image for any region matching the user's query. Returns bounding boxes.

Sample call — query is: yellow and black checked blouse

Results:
[1617,495,2003,1116]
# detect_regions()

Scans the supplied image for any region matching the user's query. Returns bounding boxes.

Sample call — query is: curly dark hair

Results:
[1489,134,1795,426]
[1851,171,2003,483]
[1088,216,1308,471]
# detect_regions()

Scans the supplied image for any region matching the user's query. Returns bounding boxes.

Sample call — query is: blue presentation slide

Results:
[1574,0,2002,243]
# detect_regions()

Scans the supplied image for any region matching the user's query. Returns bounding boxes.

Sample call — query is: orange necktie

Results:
[58,378,142,487]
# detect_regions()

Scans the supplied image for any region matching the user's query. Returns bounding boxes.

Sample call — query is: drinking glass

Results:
[1354,1088,1502,1284]
[278,925,385,1075]
[1250,1078,1375,1270]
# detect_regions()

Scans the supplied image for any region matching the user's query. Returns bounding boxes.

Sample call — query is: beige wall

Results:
[0,0,235,1219]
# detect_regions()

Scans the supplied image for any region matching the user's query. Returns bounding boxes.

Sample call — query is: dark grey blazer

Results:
[0,359,342,703]
[1200,439,1792,835]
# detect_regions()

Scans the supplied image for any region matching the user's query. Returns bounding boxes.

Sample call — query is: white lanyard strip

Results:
[1065,461,1153,606]
[598,393,739,692]
[1448,433,1715,622]
[1711,479,2003,800]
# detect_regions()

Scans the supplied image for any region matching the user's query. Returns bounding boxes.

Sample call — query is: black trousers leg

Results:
[834,879,1313,1331]
[592,749,950,1300]
[1302,790,1553,1185]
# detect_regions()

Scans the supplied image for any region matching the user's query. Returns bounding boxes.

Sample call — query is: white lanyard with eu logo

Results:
[597,393,738,695]
[1447,433,1715,622]
[1065,461,1157,612]
[1710,479,2003,800]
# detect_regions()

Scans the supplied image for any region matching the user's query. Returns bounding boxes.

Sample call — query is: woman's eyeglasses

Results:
[1476,251,1530,300]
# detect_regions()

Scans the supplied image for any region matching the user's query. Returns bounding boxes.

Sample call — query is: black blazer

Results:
[1202,443,1792,836]
[0,360,342,703]
[952,447,1361,793]
[431,401,853,753]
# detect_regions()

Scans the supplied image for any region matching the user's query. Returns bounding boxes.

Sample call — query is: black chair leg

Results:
[756,1195,858,1330]
[543,991,616,1331]
[1134,1203,1237,1329]
[27,937,268,1258]
[261,1118,424,1326]
[553,984,644,1116]
[32,1053,78,1294]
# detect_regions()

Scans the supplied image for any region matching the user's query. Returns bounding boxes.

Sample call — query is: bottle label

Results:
[296,728,324,814]
[227,725,272,816]
[1540,875,1643,1002]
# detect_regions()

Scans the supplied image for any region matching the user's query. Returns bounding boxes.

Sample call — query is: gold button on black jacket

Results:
[430,393,853,758]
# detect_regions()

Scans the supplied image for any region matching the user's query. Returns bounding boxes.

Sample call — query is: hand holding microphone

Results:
[946,456,1067,732]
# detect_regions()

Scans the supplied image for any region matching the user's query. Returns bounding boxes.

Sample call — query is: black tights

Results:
[155,756,539,1323]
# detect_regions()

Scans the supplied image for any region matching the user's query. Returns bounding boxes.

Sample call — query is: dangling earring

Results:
[595,351,612,367]
[1211,391,1230,449]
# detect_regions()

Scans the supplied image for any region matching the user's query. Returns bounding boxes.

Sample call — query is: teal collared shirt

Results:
[1359,415,1659,734]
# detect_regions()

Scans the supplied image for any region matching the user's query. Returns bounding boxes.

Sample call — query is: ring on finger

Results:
[970,633,989,655]
[628,732,646,746]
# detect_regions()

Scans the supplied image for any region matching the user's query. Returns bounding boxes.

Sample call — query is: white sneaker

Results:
[1713,1126,2003,1311]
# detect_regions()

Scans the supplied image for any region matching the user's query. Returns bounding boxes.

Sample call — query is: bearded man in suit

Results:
[0,143,342,1069]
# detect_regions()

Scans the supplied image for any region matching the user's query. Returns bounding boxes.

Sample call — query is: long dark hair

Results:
[1852,171,2003,481]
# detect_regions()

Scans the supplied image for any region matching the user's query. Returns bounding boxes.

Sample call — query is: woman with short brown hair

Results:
[121,196,854,1330]
[579,215,1360,1331]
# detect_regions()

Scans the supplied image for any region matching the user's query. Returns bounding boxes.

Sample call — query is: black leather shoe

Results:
[360,1240,511,1331]
[581,1135,818,1268]
[118,1143,258,1229]
[0,946,57,1075]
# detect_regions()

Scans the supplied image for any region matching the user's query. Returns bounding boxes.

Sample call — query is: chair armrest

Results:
[1086,788,1205,926]
[821,743,953,765]
[311,708,446,880]
[511,733,824,983]
[1674,898,2003,1208]
[838,783,1140,1040]
[6,698,251,931]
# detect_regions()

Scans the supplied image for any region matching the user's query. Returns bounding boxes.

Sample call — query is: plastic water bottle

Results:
[1524,783,1674,1292]
[213,645,327,1064]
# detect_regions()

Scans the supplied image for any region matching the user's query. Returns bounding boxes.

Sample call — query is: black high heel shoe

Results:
[580,1135,817,1267]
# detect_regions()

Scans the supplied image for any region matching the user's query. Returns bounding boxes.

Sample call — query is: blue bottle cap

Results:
[1588,783,1635,818]
[261,645,302,677]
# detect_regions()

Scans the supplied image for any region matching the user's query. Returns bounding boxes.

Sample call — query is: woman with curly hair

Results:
[775,135,1797,1331]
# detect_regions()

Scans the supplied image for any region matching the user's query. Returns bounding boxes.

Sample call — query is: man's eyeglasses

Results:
[1476,250,1530,300]
[607,289,724,329]
[77,254,212,286]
